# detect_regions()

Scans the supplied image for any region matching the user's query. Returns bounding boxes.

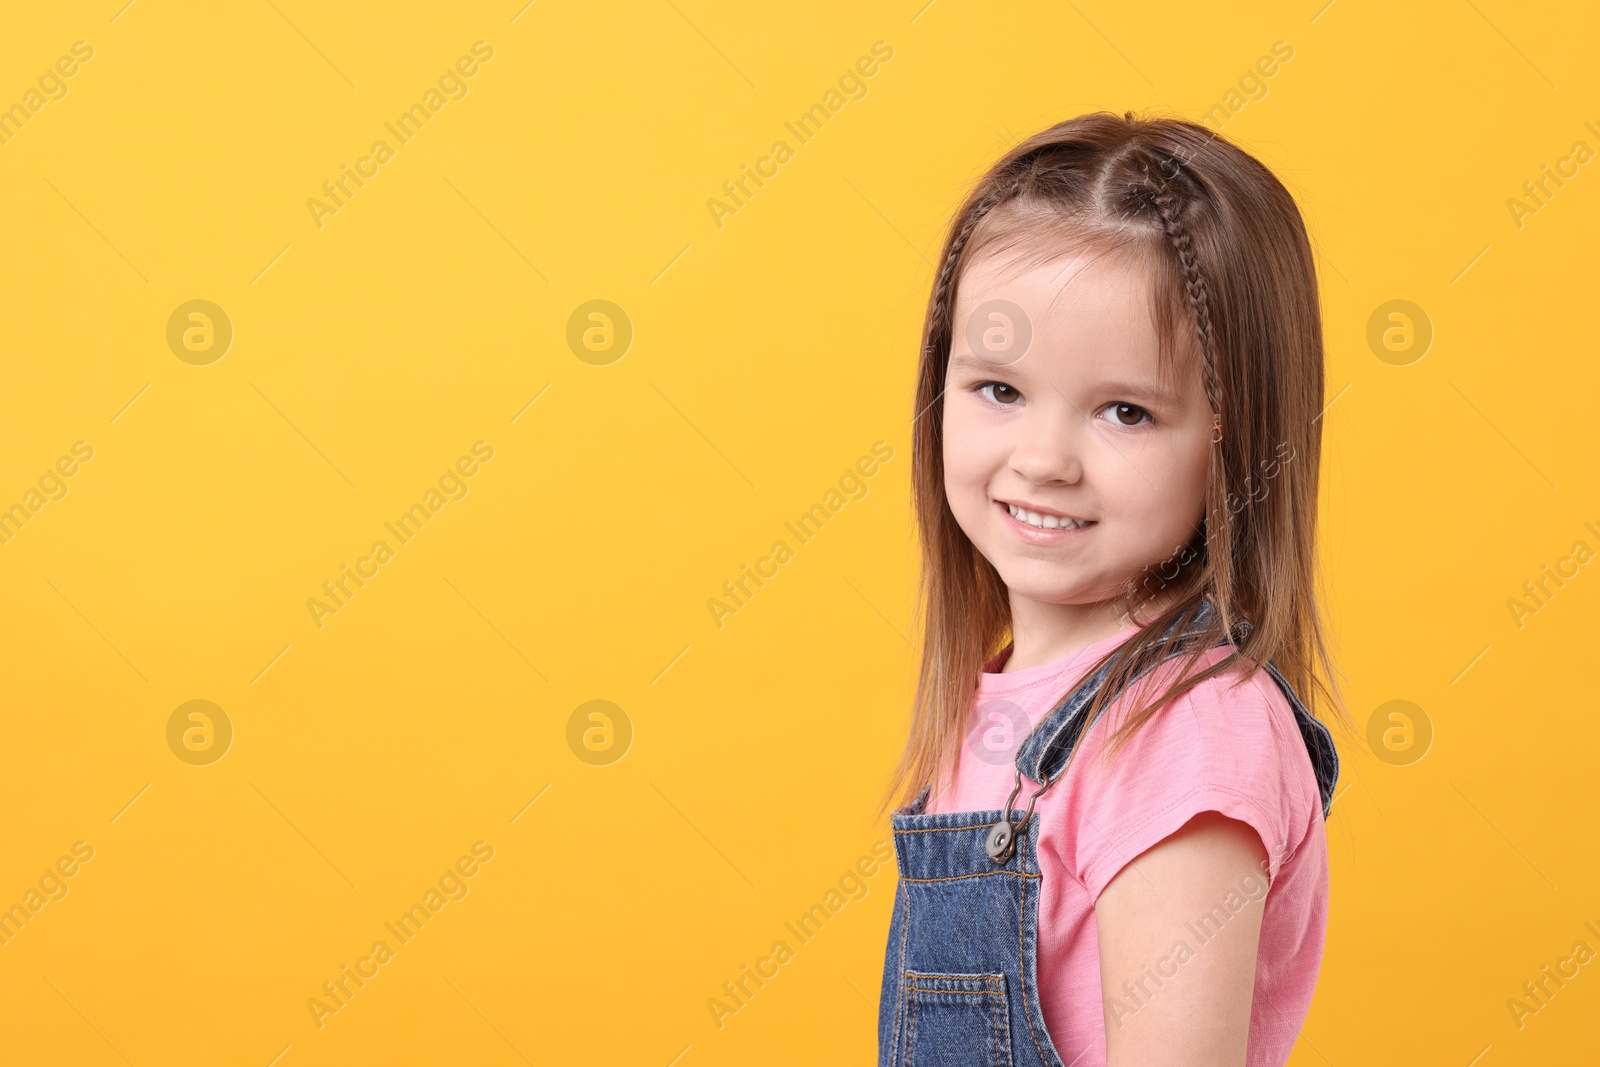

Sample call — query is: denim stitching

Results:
[891,888,909,1067]
[902,974,1011,1066]
[905,971,917,1067]
[1016,866,1055,1065]
[899,870,1040,883]
[992,973,1011,1066]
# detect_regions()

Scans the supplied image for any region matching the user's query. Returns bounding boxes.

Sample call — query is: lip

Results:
[995,499,1097,543]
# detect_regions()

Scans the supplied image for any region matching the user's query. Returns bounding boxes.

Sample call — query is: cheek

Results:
[941,403,975,480]
[1157,442,1211,530]
[1108,438,1208,526]
[1178,439,1211,503]
[941,437,978,505]
[941,404,997,514]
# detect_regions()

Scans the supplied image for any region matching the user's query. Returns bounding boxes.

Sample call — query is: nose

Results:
[1009,401,1084,485]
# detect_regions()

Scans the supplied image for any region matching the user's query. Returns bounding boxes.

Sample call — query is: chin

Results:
[989,569,1092,605]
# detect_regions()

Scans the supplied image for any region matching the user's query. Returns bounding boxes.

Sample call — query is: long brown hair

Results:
[884,110,1351,814]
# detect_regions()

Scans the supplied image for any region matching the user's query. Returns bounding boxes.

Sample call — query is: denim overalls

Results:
[877,600,1340,1066]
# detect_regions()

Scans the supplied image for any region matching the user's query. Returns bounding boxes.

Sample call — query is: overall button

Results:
[985,821,1013,861]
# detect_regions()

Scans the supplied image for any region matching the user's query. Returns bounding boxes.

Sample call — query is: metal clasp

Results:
[985,766,1052,864]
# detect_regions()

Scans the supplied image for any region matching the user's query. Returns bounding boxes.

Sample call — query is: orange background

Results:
[0,1,1596,1064]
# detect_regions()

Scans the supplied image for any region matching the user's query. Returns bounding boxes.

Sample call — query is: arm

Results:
[1095,811,1269,1067]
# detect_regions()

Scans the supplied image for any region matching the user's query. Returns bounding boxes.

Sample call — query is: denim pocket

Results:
[900,971,1012,1067]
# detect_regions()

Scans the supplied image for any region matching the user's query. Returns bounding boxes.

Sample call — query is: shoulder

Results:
[1103,645,1310,768]
[1062,647,1319,898]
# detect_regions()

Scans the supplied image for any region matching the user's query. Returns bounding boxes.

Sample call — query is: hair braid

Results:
[925,165,1034,357]
[1139,155,1222,421]
[1137,152,1238,631]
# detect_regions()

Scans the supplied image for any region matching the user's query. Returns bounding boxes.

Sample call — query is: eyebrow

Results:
[1093,379,1185,406]
[947,352,1007,374]
[948,353,1184,407]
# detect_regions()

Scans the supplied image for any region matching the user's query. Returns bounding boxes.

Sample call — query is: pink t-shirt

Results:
[925,621,1329,1066]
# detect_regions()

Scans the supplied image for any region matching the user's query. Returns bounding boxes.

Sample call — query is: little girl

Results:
[876,112,1345,1067]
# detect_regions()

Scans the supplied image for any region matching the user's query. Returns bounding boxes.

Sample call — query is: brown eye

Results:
[979,382,1021,405]
[1107,402,1151,426]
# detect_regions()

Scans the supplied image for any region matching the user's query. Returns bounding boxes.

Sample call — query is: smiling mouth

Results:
[999,501,1095,531]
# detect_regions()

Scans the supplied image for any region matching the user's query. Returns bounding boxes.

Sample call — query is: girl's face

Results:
[942,246,1213,616]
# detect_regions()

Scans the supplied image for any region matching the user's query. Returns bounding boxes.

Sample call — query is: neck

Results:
[1001,587,1179,673]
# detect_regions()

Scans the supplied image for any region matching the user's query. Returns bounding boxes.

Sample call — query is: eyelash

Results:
[971,381,1155,428]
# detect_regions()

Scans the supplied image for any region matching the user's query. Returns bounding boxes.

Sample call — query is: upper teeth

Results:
[1008,504,1088,529]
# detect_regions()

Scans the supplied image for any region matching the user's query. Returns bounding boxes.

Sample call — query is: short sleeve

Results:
[1068,658,1314,902]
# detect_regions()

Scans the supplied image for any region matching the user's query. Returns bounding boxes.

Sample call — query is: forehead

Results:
[954,246,1156,347]
[949,246,1192,384]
